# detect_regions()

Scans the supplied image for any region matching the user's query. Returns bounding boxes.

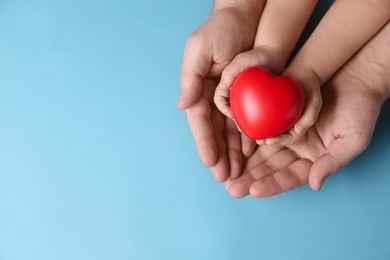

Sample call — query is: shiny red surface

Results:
[230,67,305,140]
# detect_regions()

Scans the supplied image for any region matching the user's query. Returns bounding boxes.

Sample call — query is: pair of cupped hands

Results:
[177,8,390,198]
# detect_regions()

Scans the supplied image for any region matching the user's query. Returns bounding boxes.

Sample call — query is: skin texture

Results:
[178,0,265,181]
[261,0,390,145]
[214,0,317,119]
[214,0,390,146]
[179,0,389,186]
[224,22,390,198]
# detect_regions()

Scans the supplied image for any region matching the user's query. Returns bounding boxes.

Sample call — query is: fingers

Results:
[225,145,291,198]
[223,118,256,182]
[186,97,217,167]
[241,134,257,158]
[209,106,229,182]
[224,118,243,180]
[246,148,298,180]
[218,49,272,90]
[257,127,301,146]
[185,79,231,181]
[214,85,233,119]
[294,100,321,135]
[258,86,322,146]
[178,34,212,110]
[213,48,274,121]
[250,159,311,198]
[244,144,287,172]
[294,80,323,135]
[309,134,371,191]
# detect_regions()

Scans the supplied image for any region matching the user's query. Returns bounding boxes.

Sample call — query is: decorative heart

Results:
[230,67,305,140]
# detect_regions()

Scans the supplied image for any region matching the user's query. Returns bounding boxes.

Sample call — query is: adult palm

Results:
[178,5,263,181]
[225,22,390,197]
[227,80,382,198]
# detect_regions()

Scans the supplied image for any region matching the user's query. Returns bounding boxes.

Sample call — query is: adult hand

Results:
[225,22,390,198]
[178,2,264,181]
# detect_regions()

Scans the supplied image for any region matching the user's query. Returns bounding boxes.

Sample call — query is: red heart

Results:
[230,67,305,140]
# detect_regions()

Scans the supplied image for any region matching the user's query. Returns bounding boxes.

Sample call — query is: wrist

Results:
[282,65,321,90]
[252,45,288,74]
[329,61,390,105]
[214,0,264,15]
[211,6,262,52]
[343,59,390,104]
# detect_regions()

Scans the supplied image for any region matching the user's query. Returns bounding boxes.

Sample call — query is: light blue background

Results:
[0,1,389,259]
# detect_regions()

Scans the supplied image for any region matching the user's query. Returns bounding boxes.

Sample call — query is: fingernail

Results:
[311,181,322,191]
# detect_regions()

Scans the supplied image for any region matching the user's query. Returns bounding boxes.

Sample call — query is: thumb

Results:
[177,36,212,110]
[309,135,370,191]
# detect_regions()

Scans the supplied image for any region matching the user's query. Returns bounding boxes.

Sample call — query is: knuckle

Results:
[302,115,316,128]
[184,31,209,58]
[234,52,247,61]
[237,52,258,66]
[187,31,204,47]
[253,50,271,66]
[222,54,249,78]
[222,64,235,77]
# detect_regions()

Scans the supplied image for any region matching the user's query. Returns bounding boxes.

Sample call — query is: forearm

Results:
[207,0,265,52]
[214,0,265,13]
[332,21,390,105]
[289,0,390,85]
[254,0,318,67]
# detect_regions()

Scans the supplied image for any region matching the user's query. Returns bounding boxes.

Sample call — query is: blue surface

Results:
[0,1,389,259]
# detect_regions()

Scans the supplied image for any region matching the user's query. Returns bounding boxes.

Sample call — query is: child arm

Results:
[215,0,318,119]
[283,0,390,136]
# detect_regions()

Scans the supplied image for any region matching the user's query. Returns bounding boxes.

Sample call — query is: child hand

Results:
[259,66,322,146]
[214,47,321,146]
[214,46,286,120]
